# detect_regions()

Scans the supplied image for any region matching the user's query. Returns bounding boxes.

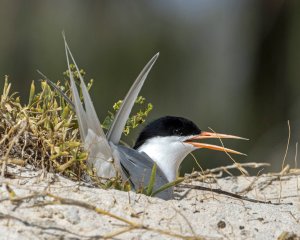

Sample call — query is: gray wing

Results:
[110,144,173,200]
[63,35,117,178]
[107,53,159,144]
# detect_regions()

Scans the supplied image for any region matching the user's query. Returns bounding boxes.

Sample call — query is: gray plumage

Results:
[107,53,159,144]
[110,143,173,200]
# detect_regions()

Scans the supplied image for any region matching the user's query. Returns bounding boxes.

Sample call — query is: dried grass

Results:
[0,75,87,181]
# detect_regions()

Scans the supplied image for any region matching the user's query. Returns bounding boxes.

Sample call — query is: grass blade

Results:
[146,163,157,196]
[151,177,184,197]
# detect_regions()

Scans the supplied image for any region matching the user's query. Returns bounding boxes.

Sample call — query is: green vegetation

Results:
[102,95,153,136]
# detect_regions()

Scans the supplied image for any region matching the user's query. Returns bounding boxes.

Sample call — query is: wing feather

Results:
[63,34,116,178]
[111,144,173,200]
[107,53,159,144]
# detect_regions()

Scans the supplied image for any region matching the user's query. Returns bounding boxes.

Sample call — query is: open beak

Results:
[184,131,248,156]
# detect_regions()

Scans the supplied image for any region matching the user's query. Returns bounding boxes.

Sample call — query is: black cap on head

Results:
[134,116,201,149]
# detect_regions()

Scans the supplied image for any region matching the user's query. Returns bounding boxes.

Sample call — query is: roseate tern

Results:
[42,37,247,200]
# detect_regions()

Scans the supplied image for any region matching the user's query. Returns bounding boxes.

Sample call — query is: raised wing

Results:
[107,53,159,144]
[63,35,117,179]
[45,35,161,191]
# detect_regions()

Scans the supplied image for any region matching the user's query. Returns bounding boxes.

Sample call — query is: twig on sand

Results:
[186,162,270,180]
[2,191,205,240]
[177,184,292,206]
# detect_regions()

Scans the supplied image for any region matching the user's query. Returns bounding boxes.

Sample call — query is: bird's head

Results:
[134,116,246,182]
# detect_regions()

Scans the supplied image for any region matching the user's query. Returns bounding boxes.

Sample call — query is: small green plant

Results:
[0,76,87,180]
[102,96,153,136]
[136,163,184,197]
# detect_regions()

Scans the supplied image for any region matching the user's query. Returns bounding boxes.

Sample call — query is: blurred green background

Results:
[1,0,300,174]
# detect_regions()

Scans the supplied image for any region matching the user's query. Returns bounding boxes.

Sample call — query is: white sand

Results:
[0,165,299,240]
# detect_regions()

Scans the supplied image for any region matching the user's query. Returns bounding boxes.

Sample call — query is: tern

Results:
[43,36,246,200]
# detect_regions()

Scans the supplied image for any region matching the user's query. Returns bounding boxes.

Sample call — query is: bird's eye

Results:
[173,129,182,135]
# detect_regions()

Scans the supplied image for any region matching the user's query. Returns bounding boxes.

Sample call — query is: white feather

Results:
[137,136,195,182]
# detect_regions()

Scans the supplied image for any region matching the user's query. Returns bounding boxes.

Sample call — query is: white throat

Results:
[137,136,194,182]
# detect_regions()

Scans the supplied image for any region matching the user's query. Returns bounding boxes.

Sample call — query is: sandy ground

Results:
[0,165,299,240]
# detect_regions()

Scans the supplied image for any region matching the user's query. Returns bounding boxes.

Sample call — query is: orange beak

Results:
[185,131,248,156]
